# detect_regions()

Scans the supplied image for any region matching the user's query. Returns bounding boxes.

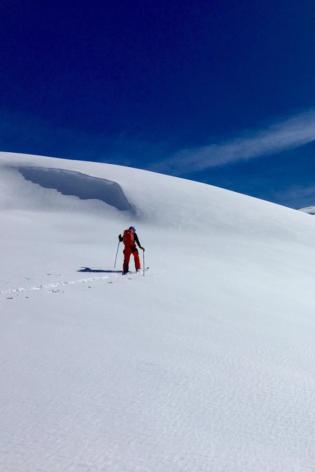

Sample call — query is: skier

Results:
[119,226,145,274]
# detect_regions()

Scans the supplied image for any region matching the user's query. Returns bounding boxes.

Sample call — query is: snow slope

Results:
[1,152,315,472]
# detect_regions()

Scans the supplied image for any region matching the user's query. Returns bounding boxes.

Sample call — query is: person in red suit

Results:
[119,226,145,274]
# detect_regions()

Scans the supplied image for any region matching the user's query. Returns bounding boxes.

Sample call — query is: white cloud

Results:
[153,110,315,174]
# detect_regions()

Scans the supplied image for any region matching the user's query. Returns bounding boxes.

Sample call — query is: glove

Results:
[141,247,145,251]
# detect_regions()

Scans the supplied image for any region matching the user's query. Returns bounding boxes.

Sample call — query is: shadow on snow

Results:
[78,267,122,273]
[16,166,136,213]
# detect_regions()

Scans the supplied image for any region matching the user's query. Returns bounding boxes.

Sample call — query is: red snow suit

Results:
[121,229,141,273]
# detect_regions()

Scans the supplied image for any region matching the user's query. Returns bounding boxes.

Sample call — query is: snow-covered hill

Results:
[300,205,315,215]
[1,152,315,472]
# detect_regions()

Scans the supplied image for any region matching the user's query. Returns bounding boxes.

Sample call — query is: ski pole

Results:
[114,241,120,268]
[143,250,145,276]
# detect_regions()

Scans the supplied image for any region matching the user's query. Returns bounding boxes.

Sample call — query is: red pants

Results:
[123,246,141,273]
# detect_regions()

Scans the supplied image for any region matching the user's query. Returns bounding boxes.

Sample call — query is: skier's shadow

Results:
[78,267,122,273]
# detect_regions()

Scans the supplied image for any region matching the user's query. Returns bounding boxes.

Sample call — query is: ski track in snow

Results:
[0,272,144,299]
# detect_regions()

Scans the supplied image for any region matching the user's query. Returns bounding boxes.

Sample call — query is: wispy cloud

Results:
[152,110,315,174]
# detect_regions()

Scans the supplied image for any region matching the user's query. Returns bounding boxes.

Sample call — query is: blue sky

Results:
[1,0,314,208]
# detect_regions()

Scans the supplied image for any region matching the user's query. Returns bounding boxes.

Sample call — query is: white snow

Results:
[1,151,315,472]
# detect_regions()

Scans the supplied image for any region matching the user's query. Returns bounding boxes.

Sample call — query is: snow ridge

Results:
[17,165,136,212]
[300,205,315,215]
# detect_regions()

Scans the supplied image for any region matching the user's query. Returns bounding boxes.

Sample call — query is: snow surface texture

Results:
[1,152,315,472]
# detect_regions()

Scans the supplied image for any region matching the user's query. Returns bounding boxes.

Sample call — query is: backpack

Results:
[123,229,135,247]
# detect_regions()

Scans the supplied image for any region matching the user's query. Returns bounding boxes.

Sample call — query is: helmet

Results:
[129,226,136,232]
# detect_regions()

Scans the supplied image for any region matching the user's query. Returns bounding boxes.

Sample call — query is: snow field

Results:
[1,152,315,471]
